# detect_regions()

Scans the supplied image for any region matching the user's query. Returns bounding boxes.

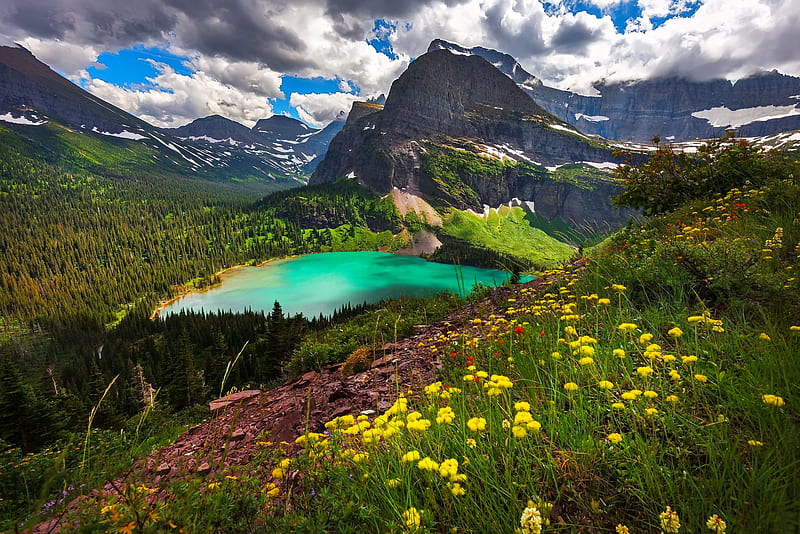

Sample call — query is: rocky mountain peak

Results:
[381,49,547,134]
[253,115,316,138]
[428,39,542,88]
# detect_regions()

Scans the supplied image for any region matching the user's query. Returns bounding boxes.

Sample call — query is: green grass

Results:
[442,205,575,268]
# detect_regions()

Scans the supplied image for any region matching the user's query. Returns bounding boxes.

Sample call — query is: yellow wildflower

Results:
[407,418,431,432]
[668,327,683,337]
[579,356,594,366]
[467,417,487,432]
[417,457,439,471]
[618,323,638,332]
[512,424,528,438]
[563,382,579,391]
[436,407,455,424]
[612,402,625,410]
[520,504,543,534]
[762,394,785,407]
[611,284,627,291]
[706,514,727,533]
[616,525,630,534]
[387,478,401,488]
[639,333,653,344]
[666,395,679,402]
[403,507,421,529]
[643,390,658,399]
[748,439,764,447]
[645,407,659,416]
[438,458,459,479]
[466,438,477,448]
[759,332,771,341]
[660,506,681,533]
[598,298,611,305]
[682,355,698,365]
[263,483,280,498]
[598,380,614,390]
[607,432,623,444]
[694,374,708,383]
[449,482,466,496]
[515,401,531,412]
[401,450,421,463]
[613,348,626,358]
[637,366,654,377]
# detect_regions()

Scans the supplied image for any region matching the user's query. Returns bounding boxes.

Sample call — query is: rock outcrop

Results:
[311,49,629,228]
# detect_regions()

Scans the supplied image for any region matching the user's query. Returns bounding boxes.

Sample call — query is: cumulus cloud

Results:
[1,0,799,124]
[289,91,361,127]
[86,62,275,127]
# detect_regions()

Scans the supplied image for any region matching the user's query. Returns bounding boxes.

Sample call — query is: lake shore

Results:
[149,256,296,320]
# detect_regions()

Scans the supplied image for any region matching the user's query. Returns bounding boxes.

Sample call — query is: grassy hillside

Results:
[442,205,575,268]
[8,140,796,532]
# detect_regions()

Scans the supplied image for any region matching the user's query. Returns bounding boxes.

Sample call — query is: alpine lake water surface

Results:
[160,251,532,318]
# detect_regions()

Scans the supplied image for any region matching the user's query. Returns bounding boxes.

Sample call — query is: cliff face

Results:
[429,40,800,142]
[311,49,629,228]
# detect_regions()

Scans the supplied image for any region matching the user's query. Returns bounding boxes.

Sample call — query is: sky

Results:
[1,0,798,129]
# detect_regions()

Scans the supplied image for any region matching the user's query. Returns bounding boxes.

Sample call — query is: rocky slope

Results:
[311,49,630,229]
[430,40,800,142]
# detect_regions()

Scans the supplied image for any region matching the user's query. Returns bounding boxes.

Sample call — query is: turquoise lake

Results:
[161,251,530,318]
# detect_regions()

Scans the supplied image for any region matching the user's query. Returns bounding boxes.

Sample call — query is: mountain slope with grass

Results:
[11,137,800,533]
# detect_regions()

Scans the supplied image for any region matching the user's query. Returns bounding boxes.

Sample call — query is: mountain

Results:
[430,40,800,142]
[312,48,629,229]
[0,44,329,188]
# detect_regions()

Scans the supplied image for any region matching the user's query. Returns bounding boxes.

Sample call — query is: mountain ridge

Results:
[429,39,800,142]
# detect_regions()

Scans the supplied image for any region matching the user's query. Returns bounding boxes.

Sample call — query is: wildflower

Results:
[645,407,659,416]
[271,467,285,479]
[502,419,511,430]
[407,418,431,432]
[611,284,627,291]
[762,394,785,407]
[598,380,614,390]
[669,370,681,381]
[449,482,466,496]
[637,366,654,377]
[706,514,727,533]
[682,355,698,365]
[387,478,401,488]
[791,325,800,331]
[467,417,487,432]
[598,298,611,305]
[438,458,459,479]
[520,504,543,534]
[436,407,455,424]
[643,390,658,399]
[579,356,595,366]
[515,326,525,334]
[660,506,681,533]
[466,438,477,448]
[612,402,626,410]
[616,525,630,534]
[607,433,623,444]
[551,351,562,359]
[563,382,579,391]
[512,425,527,438]
[639,333,653,344]
[621,391,637,401]
[694,374,708,383]
[666,395,679,403]
[401,450,421,463]
[748,439,764,447]
[668,327,683,337]
[417,457,439,471]
[515,401,531,412]
[618,323,638,332]
[485,374,513,396]
[613,348,626,358]
[403,507,422,529]
[759,333,771,341]
[263,483,280,498]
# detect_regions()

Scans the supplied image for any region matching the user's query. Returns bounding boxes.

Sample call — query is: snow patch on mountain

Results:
[0,112,47,125]
[691,105,800,129]
[90,127,147,140]
[575,113,610,122]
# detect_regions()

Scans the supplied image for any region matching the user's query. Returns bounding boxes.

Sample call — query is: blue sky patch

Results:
[85,45,192,89]
[368,19,398,59]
